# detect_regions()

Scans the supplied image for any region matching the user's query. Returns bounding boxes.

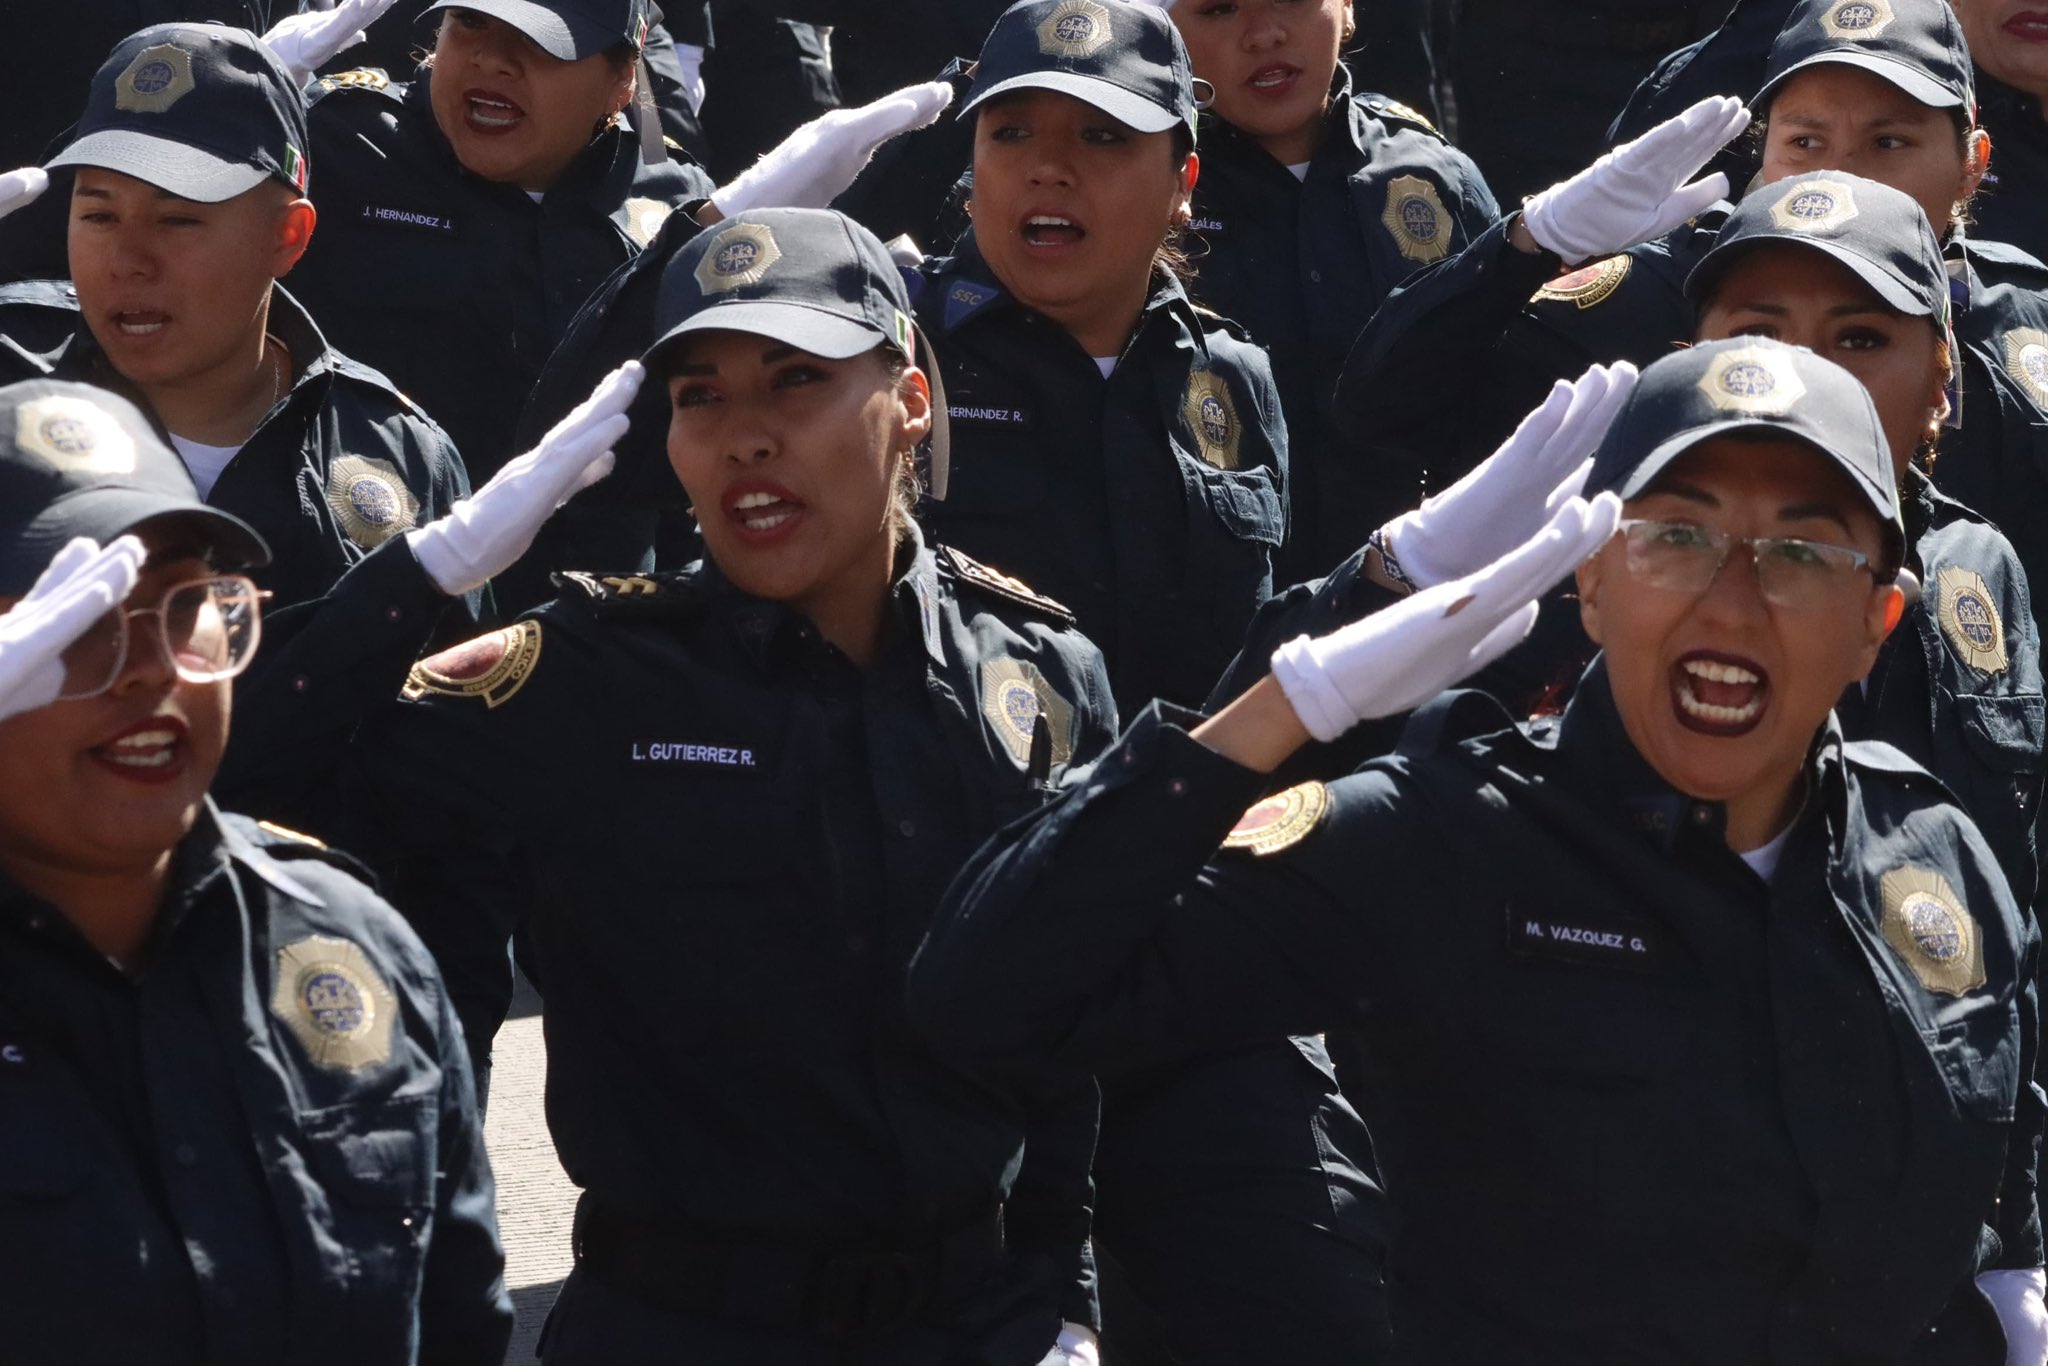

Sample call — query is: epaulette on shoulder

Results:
[1361,93,1446,141]
[311,67,398,103]
[232,815,378,884]
[552,567,709,618]
[1395,687,1520,758]
[1845,737,1934,779]
[938,546,1075,624]
[1964,237,2048,283]
[1187,301,1255,343]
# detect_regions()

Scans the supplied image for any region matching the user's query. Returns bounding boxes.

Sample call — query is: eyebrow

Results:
[1773,108,1936,129]
[1777,501,1855,534]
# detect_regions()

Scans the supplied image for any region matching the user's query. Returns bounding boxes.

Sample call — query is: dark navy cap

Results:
[643,208,955,497]
[960,0,1200,138]
[1757,0,1974,112]
[421,0,652,60]
[1589,339,1904,565]
[1688,172,1949,324]
[48,24,310,203]
[0,380,267,596]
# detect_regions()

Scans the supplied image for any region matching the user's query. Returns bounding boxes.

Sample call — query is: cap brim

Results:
[1756,51,1964,110]
[421,0,602,59]
[1,488,269,595]
[47,131,271,204]
[642,301,889,369]
[1686,235,1931,316]
[1608,418,1898,534]
[958,71,1181,134]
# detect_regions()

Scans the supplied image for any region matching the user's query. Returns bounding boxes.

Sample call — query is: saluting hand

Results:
[1272,493,1623,742]
[1373,361,1637,591]
[0,537,144,725]
[405,362,641,598]
[261,0,401,88]
[1520,96,1751,265]
[707,81,956,220]
[0,168,49,222]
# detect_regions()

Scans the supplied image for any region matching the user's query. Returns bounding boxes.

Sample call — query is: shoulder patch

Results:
[1533,254,1632,308]
[403,620,544,707]
[1221,781,1329,856]
[939,546,1075,623]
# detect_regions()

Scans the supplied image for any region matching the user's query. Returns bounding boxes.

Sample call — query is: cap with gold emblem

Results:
[1756,0,1973,112]
[959,0,1201,139]
[48,23,312,204]
[0,378,267,595]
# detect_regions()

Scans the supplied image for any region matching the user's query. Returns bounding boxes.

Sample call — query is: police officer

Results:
[1955,0,2048,279]
[910,340,2048,1361]
[1136,0,1501,575]
[287,0,717,483]
[0,378,511,1366]
[351,208,1106,1364]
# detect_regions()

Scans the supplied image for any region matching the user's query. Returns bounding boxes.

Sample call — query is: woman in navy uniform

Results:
[911,339,2048,1362]
[353,208,1109,1364]
[0,378,509,1366]
[1138,0,1500,574]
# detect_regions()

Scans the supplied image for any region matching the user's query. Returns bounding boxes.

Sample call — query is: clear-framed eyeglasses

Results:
[56,575,267,700]
[1616,518,1881,612]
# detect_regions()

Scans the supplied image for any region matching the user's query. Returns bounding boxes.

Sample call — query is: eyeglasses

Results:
[56,575,266,700]
[1615,518,1879,612]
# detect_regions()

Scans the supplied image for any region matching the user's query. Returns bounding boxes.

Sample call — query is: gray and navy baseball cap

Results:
[421,0,653,60]
[642,208,955,497]
[1756,0,1974,112]
[959,0,1201,138]
[1687,172,1949,324]
[1589,338,1904,568]
[0,380,267,596]
[48,24,311,203]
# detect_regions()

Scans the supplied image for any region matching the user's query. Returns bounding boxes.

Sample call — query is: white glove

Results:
[404,362,640,597]
[0,536,144,722]
[673,42,708,115]
[0,168,49,221]
[1980,1269,2048,1366]
[1035,1322,1100,1366]
[1273,493,1623,741]
[710,81,955,217]
[1376,361,1637,590]
[260,0,399,86]
[1521,96,1750,264]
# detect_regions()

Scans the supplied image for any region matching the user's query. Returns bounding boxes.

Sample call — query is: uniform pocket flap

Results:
[302,1095,435,1208]
[1956,692,2047,773]
[1197,466,1284,547]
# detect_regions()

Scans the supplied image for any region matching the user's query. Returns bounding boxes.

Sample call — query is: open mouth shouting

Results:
[722,479,807,546]
[1020,211,1086,250]
[1673,652,1770,737]
[1246,63,1303,98]
[111,309,169,338]
[463,88,525,134]
[90,715,189,785]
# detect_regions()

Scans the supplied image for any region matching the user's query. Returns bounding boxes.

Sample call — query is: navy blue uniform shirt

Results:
[0,807,510,1365]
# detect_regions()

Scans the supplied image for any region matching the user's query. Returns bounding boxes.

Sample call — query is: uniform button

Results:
[385,606,403,622]
[26,915,44,932]
[293,675,310,693]
[898,819,917,838]
[174,1144,198,1167]
[1309,270,1322,284]
[1168,779,1187,797]
[1690,805,1714,826]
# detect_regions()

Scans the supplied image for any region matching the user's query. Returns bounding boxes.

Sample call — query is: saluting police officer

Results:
[0,378,510,1366]
[1957,0,2048,264]
[910,339,2048,1361]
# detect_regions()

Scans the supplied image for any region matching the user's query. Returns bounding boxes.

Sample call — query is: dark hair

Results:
[876,347,925,538]
[1156,123,1199,282]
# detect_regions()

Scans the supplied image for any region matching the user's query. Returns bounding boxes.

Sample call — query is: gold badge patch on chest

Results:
[1221,781,1329,856]
[1182,370,1243,470]
[1381,175,1450,265]
[981,658,1075,768]
[623,196,673,248]
[1880,866,1986,997]
[2004,328,2048,409]
[403,619,544,708]
[1936,565,2008,675]
[1533,254,1632,309]
[272,936,398,1071]
[326,455,419,549]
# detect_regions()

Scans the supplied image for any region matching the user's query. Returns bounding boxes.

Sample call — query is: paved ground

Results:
[483,974,575,1365]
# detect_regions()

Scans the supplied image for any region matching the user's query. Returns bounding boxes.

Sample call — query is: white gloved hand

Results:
[1273,493,1623,741]
[1979,1268,2048,1366]
[0,536,144,723]
[0,168,49,221]
[260,0,399,86]
[711,81,955,217]
[1376,361,1637,590]
[405,362,641,597]
[1035,1322,1101,1366]
[1521,96,1751,264]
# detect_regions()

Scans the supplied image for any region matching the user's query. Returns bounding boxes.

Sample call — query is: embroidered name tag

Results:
[628,740,760,770]
[1505,906,1664,971]
[359,203,457,235]
[948,403,1033,427]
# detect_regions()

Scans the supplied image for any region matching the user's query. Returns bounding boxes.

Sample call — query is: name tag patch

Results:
[628,740,760,771]
[1506,905,1664,971]
[359,203,457,235]
[948,403,1033,427]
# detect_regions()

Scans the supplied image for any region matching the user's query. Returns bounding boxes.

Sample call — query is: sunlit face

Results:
[1577,439,1900,813]
[68,169,310,392]
[1953,0,2048,100]
[971,89,1196,356]
[429,10,635,192]
[1696,245,1946,481]
[1761,64,1988,232]
[1169,0,1348,163]
[0,540,230,884]
[663,330,930,614]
